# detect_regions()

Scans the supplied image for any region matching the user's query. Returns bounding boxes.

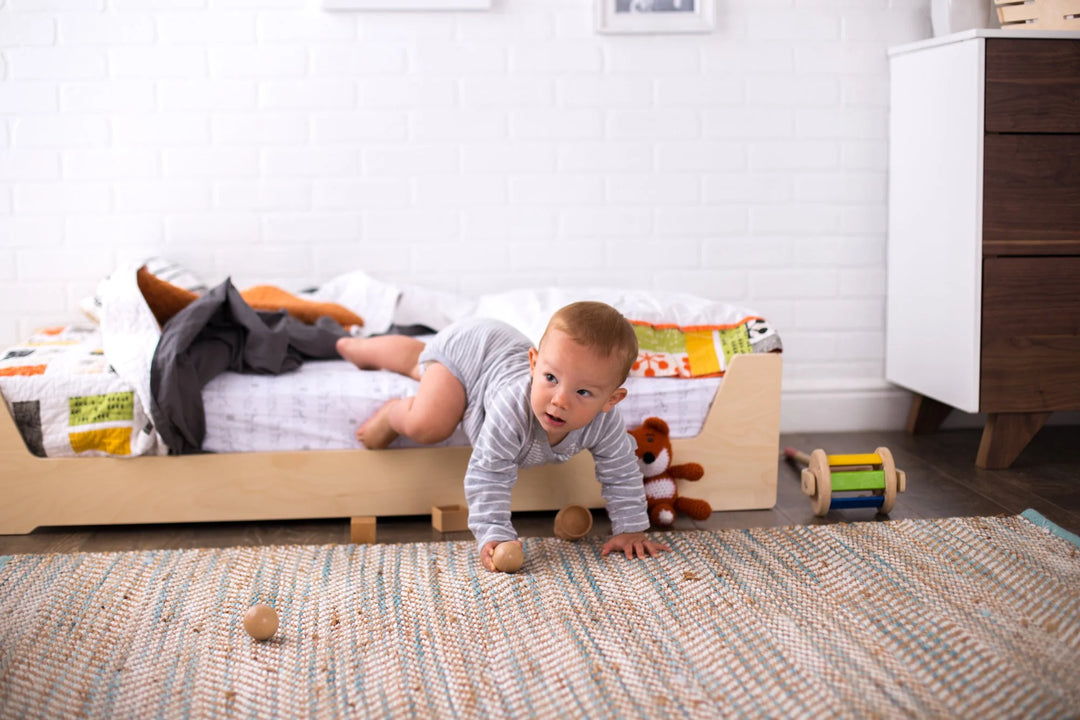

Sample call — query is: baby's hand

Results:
[601,532,670,559]
[480,539,523,572]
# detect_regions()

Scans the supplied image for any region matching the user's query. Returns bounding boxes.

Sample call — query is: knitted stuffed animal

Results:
[627,416,712,527]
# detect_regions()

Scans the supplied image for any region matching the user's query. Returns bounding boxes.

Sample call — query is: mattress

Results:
[1,325,722,457]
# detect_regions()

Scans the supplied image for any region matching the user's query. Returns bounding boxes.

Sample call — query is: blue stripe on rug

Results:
[1021,509,1080,548]
[0,556,8,574]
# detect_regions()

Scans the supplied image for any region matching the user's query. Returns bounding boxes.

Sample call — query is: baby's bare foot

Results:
[356,399,399,449]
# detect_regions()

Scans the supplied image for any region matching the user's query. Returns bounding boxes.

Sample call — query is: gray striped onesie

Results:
[418,317,650,550]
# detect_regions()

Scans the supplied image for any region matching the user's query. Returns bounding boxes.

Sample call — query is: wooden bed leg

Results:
[976,412,1050,470]
[350,516,377,544]
[905,394,953,435]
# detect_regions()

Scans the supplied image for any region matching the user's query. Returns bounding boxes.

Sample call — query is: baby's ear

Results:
[603,387,628,412]
[528,346,538,372]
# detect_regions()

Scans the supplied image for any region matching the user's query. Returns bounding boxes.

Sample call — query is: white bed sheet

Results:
[202,360,721,453]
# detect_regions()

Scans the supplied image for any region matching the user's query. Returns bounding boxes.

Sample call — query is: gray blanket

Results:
[150,280,346,455]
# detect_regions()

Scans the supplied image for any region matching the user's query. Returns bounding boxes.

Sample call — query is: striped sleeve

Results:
[463,396,529,550]
[585,410,650,536]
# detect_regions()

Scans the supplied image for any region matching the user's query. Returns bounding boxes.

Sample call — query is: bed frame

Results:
[0,353,781,537]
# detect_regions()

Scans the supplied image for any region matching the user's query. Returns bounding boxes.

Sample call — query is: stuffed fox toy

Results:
[627,416,712,527]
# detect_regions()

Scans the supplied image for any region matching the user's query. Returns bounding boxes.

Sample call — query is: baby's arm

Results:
[465,431,523,570]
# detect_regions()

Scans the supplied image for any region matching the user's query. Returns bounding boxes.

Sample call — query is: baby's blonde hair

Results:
[542,301,639,385]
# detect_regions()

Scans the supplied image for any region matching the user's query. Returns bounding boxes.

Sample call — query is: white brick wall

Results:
[0,0,935,431]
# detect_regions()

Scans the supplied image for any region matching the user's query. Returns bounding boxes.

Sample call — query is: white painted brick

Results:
[462,206,558,240]
[111,114,209,146]
[656,76,744,107]
[208,46,308,78]
[411,110,507,142]
[778,331,839,362]
[656,206,747,236]
[258,11,355,43]
[113,0,203,9]
[263,213,363,244]
[605,239,701,270]
[703,107,793,139]
[510,238,606,271]
[311,244,411,278]
[313,178,410,209]
[114,180,209,212]
[653,270,749,303]
[746,74,840,106]
[608,109,699,140]
[0,83,57,113]
[0,14,56,46]
[60,81,155,113]
[463,142,554,173]
[840,204,887,234]
[557,76,651,108]
[411,241,510,274]
[6,48,106,80]
[0,149,60,181]
[750,268,838,299]
[311,112,407,143]
[158,80,258,111]
[607,44,700,75]
[794,236,884,267]
[415,175,507,207]
[745,9,840,40]
[704,173,793,204]
[156,11,255,44]
[212,113,309,145]
[14,181,112,213]
[658,142,746,172]
[354,14,456,42]
[63,148,158,179]
[1,284,69,324]
[702,236,793,268]
[795,171,886,204]
[458,10,556,41]
[108,47,207,78]
[311,45,407,77]
[57,13,155,44]
[841,75,889,107]
[462,77,554,108]
[834,330,885,361]
[214,179,310,211]
[558,142,651,173]
[701,42,796,74]
[163,147,260,178]
[68,214,164,246]
[365,144,460,175]
[797,107,887,139]
[359,78,457,108]
[841,140,887,170]
[512,44,603,73]
[262,147,357,178]
[412,44,507,75]
[214,245,313,280]
[0,215,64,248]
[510,174,604,206]
[511,109,603,141]
[260,79,356,110]
[794,42,889,75]
[17,247,116,281]
[607,174,700,206]
[748,140,839,171]
[794,297,884,331]
[364,210,461,241]
[840,8,929,44]
[560,207,653,237]
[839,268,886,297]
[166,213,261,245]
[750,204,841,234]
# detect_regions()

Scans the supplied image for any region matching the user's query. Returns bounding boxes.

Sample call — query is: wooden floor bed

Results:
[0,353,781,538]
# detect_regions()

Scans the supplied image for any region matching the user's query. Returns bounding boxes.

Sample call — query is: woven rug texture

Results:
[1,514,1078,719]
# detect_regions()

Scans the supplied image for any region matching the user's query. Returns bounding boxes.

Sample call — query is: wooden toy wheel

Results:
[876,446,897,514]
[808,449,831,516]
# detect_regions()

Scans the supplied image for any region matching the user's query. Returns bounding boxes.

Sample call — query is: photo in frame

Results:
[595,0,715,34]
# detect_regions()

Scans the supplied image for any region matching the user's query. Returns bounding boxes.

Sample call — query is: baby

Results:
[336,301,670,571]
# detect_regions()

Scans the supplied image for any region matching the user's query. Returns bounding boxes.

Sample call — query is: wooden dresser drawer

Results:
[985,39,1080,133]
[981,256,1080,412]
[983,133,1080,248]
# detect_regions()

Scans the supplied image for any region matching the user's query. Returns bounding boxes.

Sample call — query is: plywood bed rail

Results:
[0,352,781,536]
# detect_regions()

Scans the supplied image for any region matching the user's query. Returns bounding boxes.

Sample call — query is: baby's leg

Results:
[337,335,424,380]
[357,362,467,449]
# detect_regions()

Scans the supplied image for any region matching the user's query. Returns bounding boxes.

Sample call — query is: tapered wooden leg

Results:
[976,412,1050,469]
[905,394,953,435]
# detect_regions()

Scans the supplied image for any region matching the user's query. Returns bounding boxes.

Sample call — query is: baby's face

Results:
[528,328,627,446]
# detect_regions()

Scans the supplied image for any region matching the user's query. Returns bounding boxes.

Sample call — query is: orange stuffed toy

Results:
[628,416,712,527]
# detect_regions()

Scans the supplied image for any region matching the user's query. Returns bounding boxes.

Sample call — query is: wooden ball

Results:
[492,542,524,573]
[554,504,593,541]
[244,603,279,641]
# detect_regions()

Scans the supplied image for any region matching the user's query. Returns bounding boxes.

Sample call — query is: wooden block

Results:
[431,504,468,533]
[350,516,376,544]
[829,470,886,492]
[826,453,881,468]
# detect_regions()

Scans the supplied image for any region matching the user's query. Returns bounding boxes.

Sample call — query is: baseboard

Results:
[781,382,1080,434]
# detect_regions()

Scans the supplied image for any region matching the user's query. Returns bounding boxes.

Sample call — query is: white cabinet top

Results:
[889,28,1080,57]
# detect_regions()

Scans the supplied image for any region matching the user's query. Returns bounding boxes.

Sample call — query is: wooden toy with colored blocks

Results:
[783,447,907,517]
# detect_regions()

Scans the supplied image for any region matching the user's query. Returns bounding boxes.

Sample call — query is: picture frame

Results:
[595,0,715,34]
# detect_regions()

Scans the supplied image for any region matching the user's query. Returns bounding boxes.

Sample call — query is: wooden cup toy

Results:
[784,446,907,517]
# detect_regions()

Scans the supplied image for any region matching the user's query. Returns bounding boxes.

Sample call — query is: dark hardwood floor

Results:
[2,426,1077,557]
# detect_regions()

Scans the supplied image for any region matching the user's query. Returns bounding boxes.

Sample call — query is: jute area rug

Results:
[1,513,1078,719]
